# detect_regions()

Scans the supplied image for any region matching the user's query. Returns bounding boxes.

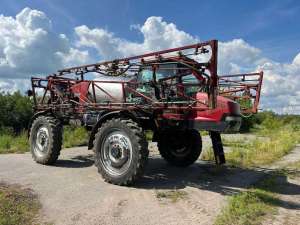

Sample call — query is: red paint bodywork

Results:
[195,93,240,121]
[160,92,239,122]
[70,81,90,104]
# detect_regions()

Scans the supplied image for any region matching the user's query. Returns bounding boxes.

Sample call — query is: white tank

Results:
[89,76,134,103]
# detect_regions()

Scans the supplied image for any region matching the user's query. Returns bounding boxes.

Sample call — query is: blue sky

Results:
[2,0,300,62]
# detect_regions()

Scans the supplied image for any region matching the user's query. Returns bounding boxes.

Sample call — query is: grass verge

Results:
[0,183,40,225]
[215,176,281,225]
[215,189,277,225]
[200,146,215,161]
[226,126,300,167]
[0,126,89,153]
[145,130,153,141]
[63,126,89,148]
[0,131,28,154]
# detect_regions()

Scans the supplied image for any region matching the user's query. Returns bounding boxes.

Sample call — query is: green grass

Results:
[156,189,188,203]
[215,176,280,225]
[0,183,40,225]
[226,127,300,167]
[0,131,29,154]
[201,130,209,136]
[215,189,277,225]
[145,130,153,141]
[222,138,250,148]
[63,126,89,148]
[200,146,215,161]
[200,137,252,162]
[201,114,300,166]
[0,126,89,153]
[206,119,300,225]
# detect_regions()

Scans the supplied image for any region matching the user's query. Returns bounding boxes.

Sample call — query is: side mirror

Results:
[27,90,33,97]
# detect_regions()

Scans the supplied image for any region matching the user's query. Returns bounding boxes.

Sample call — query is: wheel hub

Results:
[111,145,122,159]
[101,131,132,176]
[38,133,47,146]
[34,126,49,156]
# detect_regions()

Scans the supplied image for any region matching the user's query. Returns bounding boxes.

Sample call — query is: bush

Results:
[239,115,260,132]
[0,92,32,133]
[240,111,300,133]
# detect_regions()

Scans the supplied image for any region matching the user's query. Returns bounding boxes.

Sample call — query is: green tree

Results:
[0,92,33,133]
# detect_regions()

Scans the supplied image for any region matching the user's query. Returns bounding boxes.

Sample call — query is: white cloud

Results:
[256,58,300,114]
[218,39,265,74]
[140,16,196,51]
[0,8,299,113]
[219,42,300,113]
[75,16,197,59]
[0,7,89,81]
[0,78,30,93]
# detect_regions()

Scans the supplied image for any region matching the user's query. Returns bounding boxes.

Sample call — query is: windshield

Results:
[182,74,199,84]
[138,64,177,82]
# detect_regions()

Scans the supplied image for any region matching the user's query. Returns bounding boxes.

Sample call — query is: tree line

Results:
[0,92,32,133]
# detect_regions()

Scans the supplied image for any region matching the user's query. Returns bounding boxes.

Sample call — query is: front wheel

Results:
[93,118,148,185]
[157,129,202,167]
[29,116,63,165]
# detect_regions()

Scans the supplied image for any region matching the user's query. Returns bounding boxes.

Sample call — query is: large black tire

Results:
[29,116,63,165]
[93,118,148,185]
[157,129,202,167]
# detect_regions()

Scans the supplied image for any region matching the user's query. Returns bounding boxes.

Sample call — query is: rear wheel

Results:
[29,116,63,165]
[93,118,148,185]
[157,129,202,167]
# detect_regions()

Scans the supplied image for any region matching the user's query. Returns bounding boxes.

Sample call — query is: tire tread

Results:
[29,116,62,165]
[93,118,148,185]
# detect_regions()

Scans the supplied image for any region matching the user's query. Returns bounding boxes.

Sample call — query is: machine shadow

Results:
[53,154,95,168]
[51,153,300,210]
[136,157,300,209]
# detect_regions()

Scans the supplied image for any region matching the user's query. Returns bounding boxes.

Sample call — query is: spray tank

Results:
[88,76,134,103]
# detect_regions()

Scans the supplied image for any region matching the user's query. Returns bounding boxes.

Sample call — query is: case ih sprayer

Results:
[28,40,263,185]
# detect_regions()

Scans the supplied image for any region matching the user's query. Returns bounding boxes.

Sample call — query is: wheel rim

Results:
[100,130,133,177]
[33,126,49,157]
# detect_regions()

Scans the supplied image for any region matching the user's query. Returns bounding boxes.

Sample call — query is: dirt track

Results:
[0,141,299,225]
